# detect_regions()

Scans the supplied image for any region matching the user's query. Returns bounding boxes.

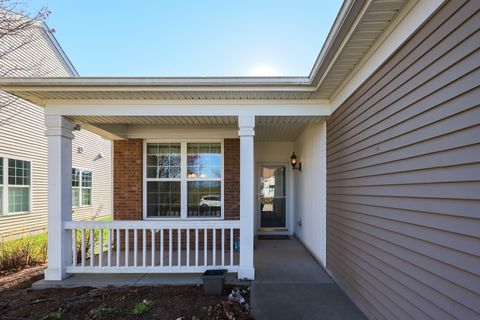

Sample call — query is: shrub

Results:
[0,233,47,272]
[132,299,153,316]
[89,305,118,320]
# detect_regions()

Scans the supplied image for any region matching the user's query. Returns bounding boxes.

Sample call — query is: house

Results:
[1,0,479,319]
[0,13,112,238]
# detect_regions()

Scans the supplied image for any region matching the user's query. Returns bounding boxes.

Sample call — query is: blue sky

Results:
[27,1,343,77]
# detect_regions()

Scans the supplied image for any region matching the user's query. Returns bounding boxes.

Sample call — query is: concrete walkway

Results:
[251,237,366,320]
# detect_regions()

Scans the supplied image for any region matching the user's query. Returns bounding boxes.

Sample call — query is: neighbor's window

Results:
[7,158,31,213]
[81,171,92,206]
[72,168,92,208]
[145,142,223,219]
[187,143,222,217]
[72,168,80,207]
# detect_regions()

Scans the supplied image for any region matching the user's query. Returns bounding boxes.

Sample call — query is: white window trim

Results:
[143,139,224,221]
[0,154,32,215]
[72,167,93,209]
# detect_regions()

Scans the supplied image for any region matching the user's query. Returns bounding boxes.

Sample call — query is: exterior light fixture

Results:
[290,152,301,171]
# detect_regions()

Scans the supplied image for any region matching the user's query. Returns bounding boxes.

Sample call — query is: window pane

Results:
[72,169,80,187]
[0,186,2,215]
[187,181,221,217]
[187,143,221,179]
[82,171,92,187]
[82,188,91,206]
[146,143,181,179]
[72,188,80,207]
[8,159,30,186]
[147,181,181,217]
[8,187,29,213]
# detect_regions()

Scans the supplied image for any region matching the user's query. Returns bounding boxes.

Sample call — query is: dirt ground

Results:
[0,265,251,320]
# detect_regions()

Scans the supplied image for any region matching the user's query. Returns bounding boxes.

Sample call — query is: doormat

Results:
[257,235,290,240]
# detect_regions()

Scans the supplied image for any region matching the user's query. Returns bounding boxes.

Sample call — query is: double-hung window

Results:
[72,168,92,207]
[145,141,223,219]
[0,156,31,215]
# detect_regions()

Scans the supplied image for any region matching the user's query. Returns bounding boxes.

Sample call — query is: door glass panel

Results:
[259,166,286,228]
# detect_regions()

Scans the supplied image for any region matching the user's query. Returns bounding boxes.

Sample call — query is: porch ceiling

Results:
[72,116,325,141]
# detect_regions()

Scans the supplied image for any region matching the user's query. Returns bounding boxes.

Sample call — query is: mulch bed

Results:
[0,265,252,320]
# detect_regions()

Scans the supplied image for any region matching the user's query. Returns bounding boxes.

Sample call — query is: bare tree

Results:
[0,0,51,126]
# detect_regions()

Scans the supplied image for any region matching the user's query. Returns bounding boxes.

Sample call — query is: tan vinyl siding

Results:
[0,23,111,239]
[326,1,480,320]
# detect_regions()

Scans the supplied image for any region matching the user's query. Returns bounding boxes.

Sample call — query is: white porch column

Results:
[44,115,74,281]
[238,115,255,280]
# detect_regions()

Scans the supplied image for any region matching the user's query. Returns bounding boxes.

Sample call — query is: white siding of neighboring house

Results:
[0,20,112,239]
[72,129,112,221]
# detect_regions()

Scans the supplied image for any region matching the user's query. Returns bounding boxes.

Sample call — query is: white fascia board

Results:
[329,0,447,113]
[0,76,310,87]
[45,100,332,117]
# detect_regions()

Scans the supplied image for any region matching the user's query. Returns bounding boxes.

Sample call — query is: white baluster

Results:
[116,229,120,267]
[90,229,94,267]
[125,229,129,267]
[72,228,76,267]
[160,229,164,267]
[169,229,173,267]
[151,229,155,267]
[99,229,103,268]
[142,229,146,267]
[230,229,234,266]
[107,229,111,267]
[186,229,190,267]
[195,229,199,267]
[81,229,86,267]
[134,229,138,267]
[204,229,207,266]
[177,229,181,266]
[213,228,216,266]
[221,228,225,267]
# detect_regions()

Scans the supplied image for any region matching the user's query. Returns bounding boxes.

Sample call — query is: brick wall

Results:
[113,139,143,220]
[113,138,240,221]
[224,138,240,220]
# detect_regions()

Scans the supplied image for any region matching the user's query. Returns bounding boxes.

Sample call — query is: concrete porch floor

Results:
[251,237,366,320]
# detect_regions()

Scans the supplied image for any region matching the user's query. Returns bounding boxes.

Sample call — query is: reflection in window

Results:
[188,181,221,217]
[147,181,181,217]
[146,143,182,218]
[187,143,222,217]
[146,143,181,178]
[187,143,221,179]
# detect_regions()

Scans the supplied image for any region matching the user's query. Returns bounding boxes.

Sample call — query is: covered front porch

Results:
[42,100,329,282]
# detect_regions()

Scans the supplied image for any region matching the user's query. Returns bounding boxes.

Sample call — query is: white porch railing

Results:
[64,220,240,273]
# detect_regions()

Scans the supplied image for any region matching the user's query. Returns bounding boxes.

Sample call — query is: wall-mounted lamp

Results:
[290,152,302,171]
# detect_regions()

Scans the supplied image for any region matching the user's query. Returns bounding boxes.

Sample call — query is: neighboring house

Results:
[1,1,479,320]
[0,14,112,238]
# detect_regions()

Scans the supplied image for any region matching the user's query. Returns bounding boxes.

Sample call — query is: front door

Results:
[257,165,287,232]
